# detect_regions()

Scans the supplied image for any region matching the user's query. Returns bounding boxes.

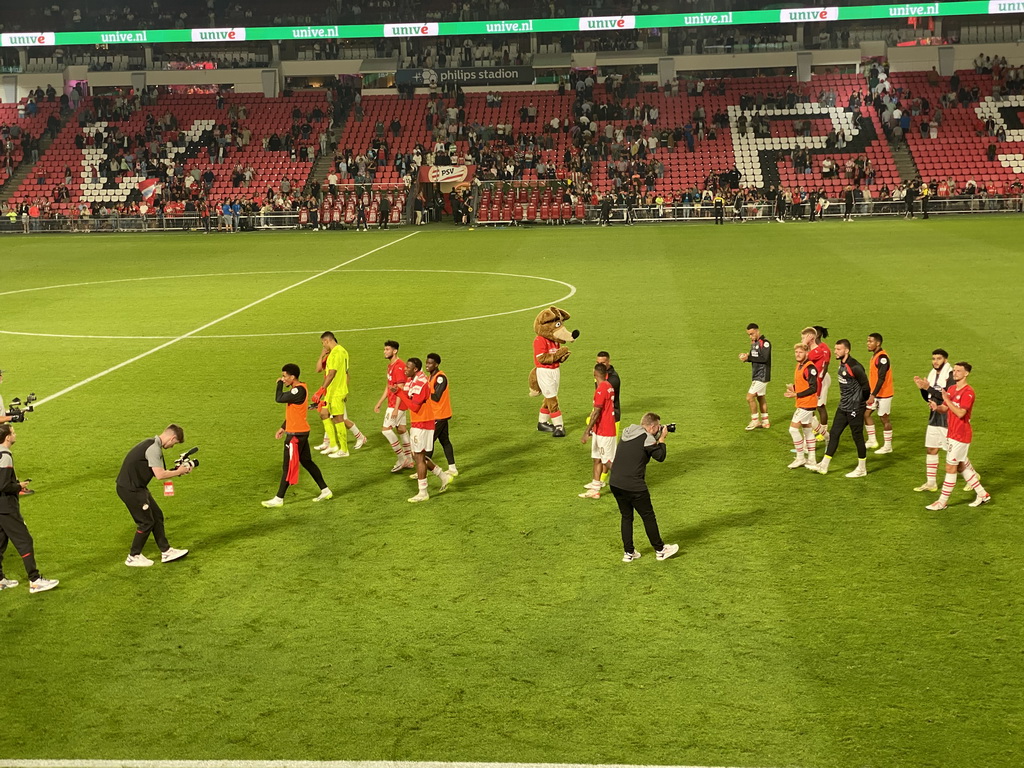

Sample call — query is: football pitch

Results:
[1,218,1022,768]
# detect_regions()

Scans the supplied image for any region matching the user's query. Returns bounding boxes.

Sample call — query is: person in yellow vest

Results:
[262,364,333,508]
[425,353,457,476]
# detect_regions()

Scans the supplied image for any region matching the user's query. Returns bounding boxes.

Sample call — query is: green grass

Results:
[1,219,1022,768]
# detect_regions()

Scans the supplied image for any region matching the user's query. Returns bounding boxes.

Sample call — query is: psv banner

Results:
[419,165,475,184]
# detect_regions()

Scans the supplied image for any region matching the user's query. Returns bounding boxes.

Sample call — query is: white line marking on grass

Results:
[28,233,419,408]
[0,762,786,768]
[0,270,576,341]
[0,271,320,299]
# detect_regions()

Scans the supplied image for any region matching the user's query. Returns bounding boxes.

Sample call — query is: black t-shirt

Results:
[116,437,164,490]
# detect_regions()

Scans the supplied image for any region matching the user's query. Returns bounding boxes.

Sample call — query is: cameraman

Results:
[0,424,59,592]
[609,412,679,563]
[116,424,192,567]
[0,370,34,496]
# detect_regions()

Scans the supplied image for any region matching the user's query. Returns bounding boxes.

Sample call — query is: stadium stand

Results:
[0,101,61,191]
[888,67,1024,194]
[5,92,327,216]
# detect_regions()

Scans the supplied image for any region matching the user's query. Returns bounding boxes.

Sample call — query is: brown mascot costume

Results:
[528,306,580,437]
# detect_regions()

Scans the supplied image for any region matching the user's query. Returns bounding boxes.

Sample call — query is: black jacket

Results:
[609,424,665,492]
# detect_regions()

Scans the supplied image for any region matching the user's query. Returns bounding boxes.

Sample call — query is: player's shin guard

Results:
[382,428,402,455]
[938,472,957,502]
[961,466,987,496]
[926,454,939,485]
[323,419,338,449]
[803,427,817,462]
[332,420,348,452]
[789,426,805,457]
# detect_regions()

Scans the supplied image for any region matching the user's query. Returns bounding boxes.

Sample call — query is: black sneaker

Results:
[552,426,566,438]
[537,422,555,433]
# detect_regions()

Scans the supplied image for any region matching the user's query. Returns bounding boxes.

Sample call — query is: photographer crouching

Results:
[609,412,679,563]
[116,424,194,567]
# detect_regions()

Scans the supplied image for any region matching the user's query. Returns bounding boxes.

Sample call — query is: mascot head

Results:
[534,306,580,345]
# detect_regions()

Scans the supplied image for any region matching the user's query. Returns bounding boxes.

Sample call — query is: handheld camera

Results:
[7,393,37,423]
[174,446,201,470]
[664,423,677,434]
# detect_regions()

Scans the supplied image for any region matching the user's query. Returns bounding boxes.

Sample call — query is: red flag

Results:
[138,178,159,200]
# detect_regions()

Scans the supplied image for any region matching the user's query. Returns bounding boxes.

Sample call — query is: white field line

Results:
[0,762,787,768]
[0,270,576,341]
[29,232,419,409]
[0,271,321,299]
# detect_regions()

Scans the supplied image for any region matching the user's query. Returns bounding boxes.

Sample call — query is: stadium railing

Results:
[0,210,398,233]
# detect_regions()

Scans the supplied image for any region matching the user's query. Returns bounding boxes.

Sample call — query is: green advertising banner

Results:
[0,2,1017,48]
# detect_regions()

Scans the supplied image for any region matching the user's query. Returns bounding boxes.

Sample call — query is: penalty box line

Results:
[0,762,788,768]
[31,231,420,409]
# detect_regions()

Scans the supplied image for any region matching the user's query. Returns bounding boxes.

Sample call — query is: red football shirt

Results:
[534,335,561,369]
[593,381,617,437]
[386,358,408,409]
[946,383,975,443]
[394,371,433,428]
[808,342,831,394]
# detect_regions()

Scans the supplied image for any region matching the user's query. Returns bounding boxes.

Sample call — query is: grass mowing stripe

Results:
[29,232,419,408]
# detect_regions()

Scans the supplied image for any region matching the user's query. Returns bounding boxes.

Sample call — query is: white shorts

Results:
[818,372,832,406]
[535,367,561,398]
[945,438,970,464]
[410,426,434,453]
[868,396,892,416]
[383,407,407,429]
[925,425,948,450]
[747,380,768,397]
[591,433,617,463]
[792,408,816,424]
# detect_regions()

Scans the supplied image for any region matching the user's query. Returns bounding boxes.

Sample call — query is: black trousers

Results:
[428,417,455,465]
[277,432,327,498]
[118,485,170,556]
[825,407,867,459]
[0,506,40,581]
[610,485,665,554]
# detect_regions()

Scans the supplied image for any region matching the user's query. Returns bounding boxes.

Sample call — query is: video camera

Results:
[174,446,201,470]
[7,393,37,423]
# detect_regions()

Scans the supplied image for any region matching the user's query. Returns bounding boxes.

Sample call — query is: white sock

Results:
[803,427,817,462]
[417,478,428,495]
[857,458,867,471]
[382,428,401,455]
[961,467,986,496]
[926,454,939,485]
[789,426,804,457]
[399,432,412,458]
[448,463,457,473]
[883,429,892,447]
[551,414,564,427]
[866,424,877,442]
[349,424,364,438]
[818,455,832,471]
[760,411,769,422]
[939,471,957,502]
[430,464,444,478]
[538,412,552,425]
